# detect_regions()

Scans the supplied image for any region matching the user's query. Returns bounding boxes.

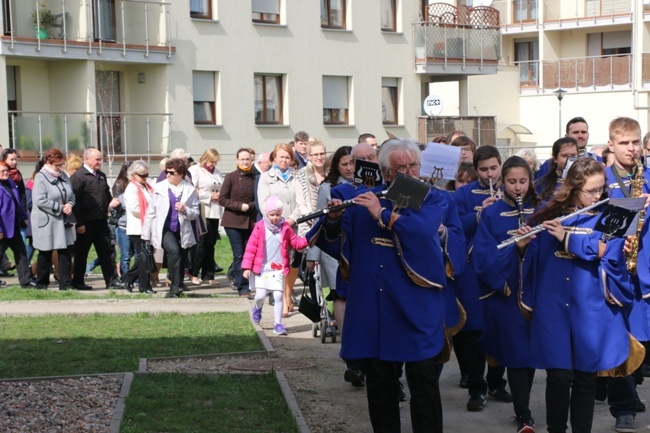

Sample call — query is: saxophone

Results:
[626,158,646,274]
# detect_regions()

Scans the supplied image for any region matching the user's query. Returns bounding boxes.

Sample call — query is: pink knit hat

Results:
[264,195,284,215]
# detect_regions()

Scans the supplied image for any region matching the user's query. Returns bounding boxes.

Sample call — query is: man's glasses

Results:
[165,170,177,176]
[394,162,421,175]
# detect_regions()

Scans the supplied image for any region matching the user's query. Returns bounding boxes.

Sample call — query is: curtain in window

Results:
[94,0,115,41]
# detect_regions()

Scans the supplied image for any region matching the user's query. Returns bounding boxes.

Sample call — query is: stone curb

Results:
[276,371,310,433]
[108,372,133,433]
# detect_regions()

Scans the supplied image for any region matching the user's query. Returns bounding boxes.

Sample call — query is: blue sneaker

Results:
[273,323,287,335]
[252,306,262,325]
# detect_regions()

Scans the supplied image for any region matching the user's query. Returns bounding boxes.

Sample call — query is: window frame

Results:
[321,0,346,30]
[381,0,397,32]
[381,78,398,125]
[190,0,212,20]
[512,0,537,22]
[322,75,350,126]
[252,0,281,24]
[254,74,283,125]
[192,71,217,125]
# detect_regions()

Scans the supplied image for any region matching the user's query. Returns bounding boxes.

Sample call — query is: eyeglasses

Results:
[394,162,421,174]
[309,152,326,159]
[0,169,8,174]
[165,170,177,176]
[581,188,604,197]
[136,173,149,178]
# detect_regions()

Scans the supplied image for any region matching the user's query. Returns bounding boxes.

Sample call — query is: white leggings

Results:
[254,289,284,325]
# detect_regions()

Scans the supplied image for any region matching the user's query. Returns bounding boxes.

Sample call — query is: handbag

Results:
[298,272,321,323]
[141,241,156,273]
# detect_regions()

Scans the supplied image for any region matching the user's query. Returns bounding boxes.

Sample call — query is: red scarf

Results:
[130,180,153,225]
[8,167,22,184]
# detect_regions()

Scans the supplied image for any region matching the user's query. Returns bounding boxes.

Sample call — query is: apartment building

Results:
[435,0,650,158]
[0,1,487,171]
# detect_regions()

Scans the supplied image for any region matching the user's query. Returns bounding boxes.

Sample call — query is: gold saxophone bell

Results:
[626,159,646,274]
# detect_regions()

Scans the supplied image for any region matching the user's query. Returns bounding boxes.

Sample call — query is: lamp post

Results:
[554,88,567,137]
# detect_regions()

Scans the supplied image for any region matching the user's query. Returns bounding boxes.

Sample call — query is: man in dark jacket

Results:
[70,147,122,290]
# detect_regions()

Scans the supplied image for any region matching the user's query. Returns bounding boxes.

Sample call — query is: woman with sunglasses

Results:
[122,160,155,294]
[517,158,635,433]
[141,158,199,298]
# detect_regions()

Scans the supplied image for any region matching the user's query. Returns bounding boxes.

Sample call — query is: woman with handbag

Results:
[30,148,75,290]
[122,160,155,294]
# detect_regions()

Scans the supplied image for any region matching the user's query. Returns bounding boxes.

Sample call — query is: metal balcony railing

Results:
[8,111,172,163]
[414,23,501,67]
[517,54,632,91]
[4,0,172,58]
[543,0,631,22]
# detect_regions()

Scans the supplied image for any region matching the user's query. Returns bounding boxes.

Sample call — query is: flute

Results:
[496,198,609,250]
[296,190,388,224]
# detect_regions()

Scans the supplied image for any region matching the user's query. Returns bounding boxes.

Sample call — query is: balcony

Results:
[414,3,501,75]
[1,0,174,64]
[517,54,632,92]
[542,0,632,30]
[8,110,172,162]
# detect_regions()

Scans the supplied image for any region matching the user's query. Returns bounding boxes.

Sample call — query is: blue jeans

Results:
[224,227,252,296]
[115,226,131,275]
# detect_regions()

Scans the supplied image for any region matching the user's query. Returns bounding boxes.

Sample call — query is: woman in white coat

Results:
[142,158,199,298]
[188,148,224,284]
[31,148,76,290]
[122,160,155,294]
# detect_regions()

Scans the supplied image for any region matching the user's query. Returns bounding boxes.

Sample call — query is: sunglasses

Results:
[165,170,177,176]
[136,173,149,178]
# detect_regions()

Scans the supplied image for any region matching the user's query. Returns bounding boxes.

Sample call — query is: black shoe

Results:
[0,280,5,286]
[228,274,236,290]
[167,289,183,298]
[344,368,363,383]
[109,278,124,289]
[214,264,224,273]
[487,388,513,403]
[467,394,486,411]
[459,373,469,389]
[636,393,646,413]
[21,281,47,290]
[140,289,156,295]
[123,281,133,293]
[72,283,94,291]
[0,270,15,277]
[398,380,407,402]
[516,416,535,433]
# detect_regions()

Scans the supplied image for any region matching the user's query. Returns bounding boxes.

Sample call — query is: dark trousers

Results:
[546,369,597,433]
[363,357,443,433]
[453,330,506,397]
[0,232,31,285]
[192,218,220,280]
[123,235,151,292]
[36,248,72,289]
[161,230,187,294]
[607,375,636,418]
[224,227,252,296]
[72,219,116,287]
[508,367,535,420]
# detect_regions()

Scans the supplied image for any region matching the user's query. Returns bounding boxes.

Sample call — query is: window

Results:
[382,77,398,125]
[190,0,212,19]
[322,76,349,125]
[193,71,216,125]
[255,75,283,124]
[252,0,280,24]
[515,40,539,85]
[321,0,345,29]
[513,0,537,22]
[381,0,396,32]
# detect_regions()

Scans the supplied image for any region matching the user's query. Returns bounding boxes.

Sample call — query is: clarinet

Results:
[516,195,526,228]
[296,190,388,224]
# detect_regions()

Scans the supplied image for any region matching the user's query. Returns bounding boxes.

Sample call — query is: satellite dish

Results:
[473,0,493,6]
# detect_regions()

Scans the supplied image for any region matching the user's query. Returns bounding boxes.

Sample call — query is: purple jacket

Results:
[0,178,28,238]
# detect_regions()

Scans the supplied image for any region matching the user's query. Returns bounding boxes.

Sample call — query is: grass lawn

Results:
[121,373,297,433]
[0,312,259,379]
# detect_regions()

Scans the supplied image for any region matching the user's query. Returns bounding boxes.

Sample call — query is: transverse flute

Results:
[296,190,388,224]
[496,198,609,250]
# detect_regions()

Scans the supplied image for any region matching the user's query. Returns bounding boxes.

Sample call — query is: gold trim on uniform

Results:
[371,237,394,248]
[394,233,444,289]
[554,251,575,259]
[602,267,624,307]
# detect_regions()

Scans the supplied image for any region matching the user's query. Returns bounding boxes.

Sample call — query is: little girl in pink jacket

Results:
[242,195,308,335]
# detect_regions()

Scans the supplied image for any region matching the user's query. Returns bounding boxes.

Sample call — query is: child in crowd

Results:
[242,195,308,335]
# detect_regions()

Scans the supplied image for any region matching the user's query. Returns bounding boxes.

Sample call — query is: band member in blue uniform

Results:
[453,145,512,410]
[534,137,579,201]
[308,138,466,433]
[517,158,635,433]
[473,156,541,433]
[604,116,650,432]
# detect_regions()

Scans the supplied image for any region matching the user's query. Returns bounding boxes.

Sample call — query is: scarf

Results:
[238,164,252,173]
[8,167,22,183]
[41,164,61,178]
[204,165,215,174]
[130,179,153,225]
[263,215,285,235]
[273,164,290,182]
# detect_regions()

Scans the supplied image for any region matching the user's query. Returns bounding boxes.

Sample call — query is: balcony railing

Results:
[642,54,650,85]
[517,54,632,91]
[8,111,172,162]
[543,0,631,23]
[3,0,173,59]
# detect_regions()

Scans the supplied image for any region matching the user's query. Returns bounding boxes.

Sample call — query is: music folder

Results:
[386,173,430,211]
[354,160,384,188]
[594,197,646,238]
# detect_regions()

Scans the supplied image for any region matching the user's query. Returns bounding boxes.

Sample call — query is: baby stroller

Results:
[308,263,337,344]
